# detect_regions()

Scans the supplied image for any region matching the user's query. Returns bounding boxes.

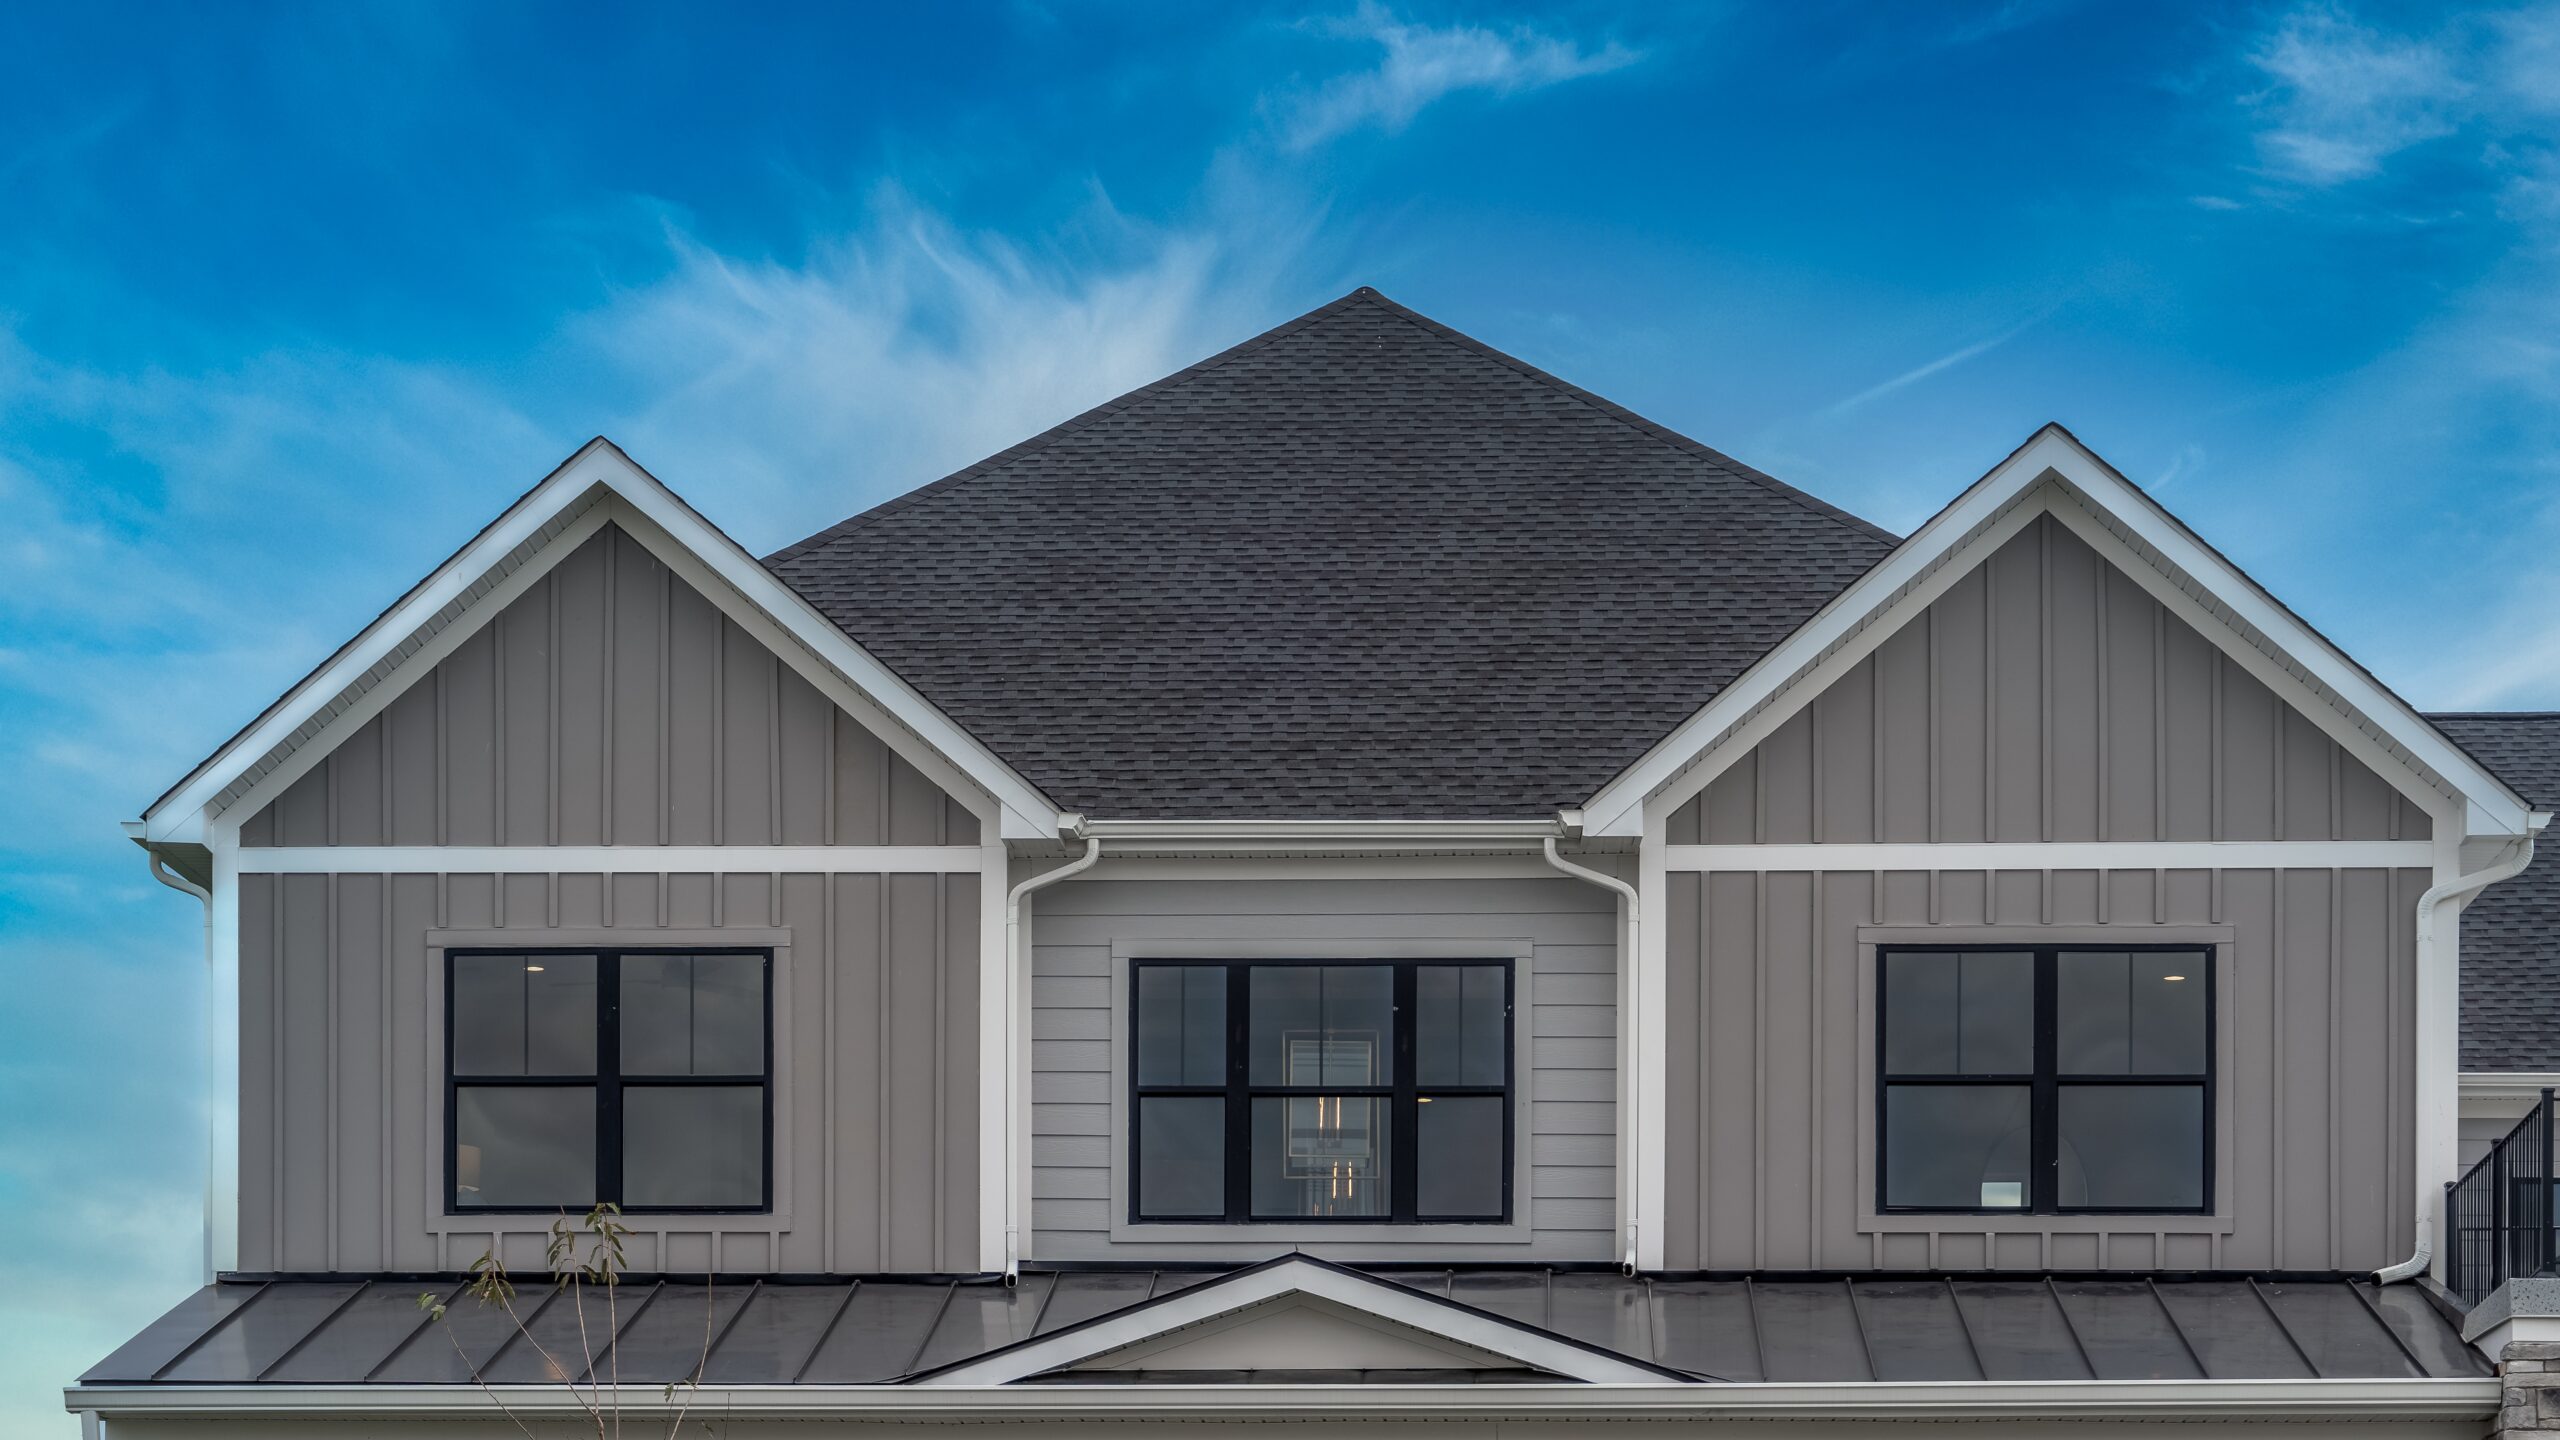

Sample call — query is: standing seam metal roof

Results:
[81,1270,2484,1387]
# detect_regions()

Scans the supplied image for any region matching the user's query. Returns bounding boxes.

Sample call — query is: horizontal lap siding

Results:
[1666,515,2432,846]
[1660,866,2422,1272]
[236,869,979,1275]
[1028,878,1617,1262]
[238,523,976,848]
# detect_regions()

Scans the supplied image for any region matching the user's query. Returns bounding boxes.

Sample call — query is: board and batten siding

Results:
[1659,515,2433,1271]
[1661,865,2423,1271]
[237,522,978,849]
[1666,514,2432,846]
[236,868,980,1274]
[228,520,990,1274]
[1027,876,1619,1263]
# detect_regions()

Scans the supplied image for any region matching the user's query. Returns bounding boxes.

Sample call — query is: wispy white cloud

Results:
[1278,3,1641,151]
[1822,311,2051,418]
[2243,3,2466,184]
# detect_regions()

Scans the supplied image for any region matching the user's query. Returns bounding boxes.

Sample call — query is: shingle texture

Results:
[767,288,1896,818]
[2428,713,2560,1071]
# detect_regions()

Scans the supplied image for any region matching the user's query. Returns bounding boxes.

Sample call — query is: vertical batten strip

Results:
[324,874,339,1271]
[2327,868,2343,1269]
[658,561,672,846]
[1752,873,1768,1266]
[546,570,561,847]
[2153,607,2167,841]
[2039,516,2054,844]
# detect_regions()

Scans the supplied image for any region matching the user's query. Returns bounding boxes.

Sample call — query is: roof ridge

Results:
[764,288,1383,565]
[1350,289,1900,546]
[2426,711,2560,720]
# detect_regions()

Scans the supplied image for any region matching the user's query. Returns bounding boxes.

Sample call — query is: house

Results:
[71,288,2560,1436]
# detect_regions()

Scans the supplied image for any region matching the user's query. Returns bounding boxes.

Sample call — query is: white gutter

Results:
[2378,820,2546,1284]
[1003,832,1103,1283]
[1540,836,1641,1275]
[67,1377,2500,1423]
[1076,817,1563,852]
[137,838,216,1281]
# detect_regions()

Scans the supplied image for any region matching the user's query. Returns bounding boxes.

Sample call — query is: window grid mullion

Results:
[598,953,623,1208]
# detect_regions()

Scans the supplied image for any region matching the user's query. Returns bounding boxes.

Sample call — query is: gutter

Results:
[1003,826,1103,1284]
[138,835,216,1283]
[67,1378,2501,1423]
[1074,817,1565,853]
[1539,836,1641,1276]
[2378,817,2547,1284]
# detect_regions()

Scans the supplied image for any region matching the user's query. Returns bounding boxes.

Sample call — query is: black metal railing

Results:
[2447,1087,2557,1307]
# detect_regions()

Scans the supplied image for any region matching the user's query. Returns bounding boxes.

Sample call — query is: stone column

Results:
[2502,1341,2560,1435]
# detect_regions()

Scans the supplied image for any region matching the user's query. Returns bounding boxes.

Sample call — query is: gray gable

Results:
[2428,713,2560,1071]
[768,288,1896,819]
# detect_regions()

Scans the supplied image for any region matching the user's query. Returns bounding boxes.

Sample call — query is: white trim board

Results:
[912,1256,1675,1386]
[1580,424,2534,843]
[231,845,983,874]
[1663,841,2437,871]
[141,437,1063,845]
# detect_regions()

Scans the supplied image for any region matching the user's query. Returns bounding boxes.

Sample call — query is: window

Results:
[446,949,771,1214]
[1878,945,2211,1215]
[1130,959,1512,1224]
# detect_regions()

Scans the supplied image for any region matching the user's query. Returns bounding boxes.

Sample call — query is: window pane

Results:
[1883,1085,2032,1209]
[621,955,764,1077]
[1251,1096,1389,1218]
[1416,1096,1504,1217]
[1136,966,1225,1087]
[2059,951,2206,1076]
[1250,965,1393,1086]
[1884,952,2029,1075]
[452,955,595,1077]
[1417,965,1505,1087]
[454,1086,595,1208]
[623,1086,764,1208]
[1137,1096,1225,1218]
[2058,1085,2205,1209]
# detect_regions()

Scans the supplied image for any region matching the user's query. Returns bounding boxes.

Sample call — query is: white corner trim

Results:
[229,845,983,874]
[914,1258,1674,1386]
[145,438,1062,845]
[1581,425,2533,841]
[1662,841,2438,871]
[67,1377,2501,1422]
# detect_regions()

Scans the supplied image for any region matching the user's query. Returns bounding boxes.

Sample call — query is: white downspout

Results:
[145,850,215,1282]
[2376,822,2543,1283]
[1542,835,1641,1275]
[1002,833,1101,1284]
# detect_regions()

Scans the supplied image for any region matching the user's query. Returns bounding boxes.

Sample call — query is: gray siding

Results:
[1028,876,1618,1262]
[1668,514,2431,846]
[236,867,980,1274]
[240,523,978,848]
[1661,865,2423,1272]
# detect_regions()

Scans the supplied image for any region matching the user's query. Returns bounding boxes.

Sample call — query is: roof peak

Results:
[765,288,1891,565]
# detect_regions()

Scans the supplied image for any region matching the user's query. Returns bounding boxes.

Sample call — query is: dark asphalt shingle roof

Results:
[767,288,1897,819]
[2428,713,2560,1071]
[82,1270,2483,1386]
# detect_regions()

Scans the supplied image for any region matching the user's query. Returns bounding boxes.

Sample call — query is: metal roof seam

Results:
[2144,1278,2210,1379]
[150,1281,271,1382]
[2044,1279,2097,1380]
[695,1278,764,1380]
[2247,1278,2322,1379]
[361,1280,464,1383]
[788,1281,862,1384]
[2344,1280,2432,1378]
[898,1282,963,1381]
[251,1282,371,1383]
[1941,1280,1989,1382]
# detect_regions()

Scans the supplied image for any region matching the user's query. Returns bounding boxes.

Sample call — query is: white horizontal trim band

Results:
[234,845,982,874]
[68,1377,2498,1421]
[1665,841,2436,872]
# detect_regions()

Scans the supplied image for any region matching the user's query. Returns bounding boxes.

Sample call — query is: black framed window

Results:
[1130,959,1512,1224]
[1878,945,2211,1215]
[446,949,772,1214]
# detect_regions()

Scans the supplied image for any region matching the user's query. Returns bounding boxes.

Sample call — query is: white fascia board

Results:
[1663,840,2439,871]
[144,438,1062,844]
[1075,818,1565,852]
[69,1377,2500,1422]
[228,845,983,873]
[2461,1073,2560,1116]
[915,1257,1673,1386]
[1581,425,2533,843]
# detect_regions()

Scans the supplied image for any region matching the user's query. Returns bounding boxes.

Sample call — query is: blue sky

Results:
[3,0,2557,1428]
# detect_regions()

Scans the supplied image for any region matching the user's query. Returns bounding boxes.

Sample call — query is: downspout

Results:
[1541,836,1641,1275]
[146,850,215,1281]
[2376,822,2543,1284]
[1002,832,1101,1285]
